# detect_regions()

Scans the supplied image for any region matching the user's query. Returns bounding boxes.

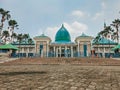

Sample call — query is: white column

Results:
[46,43,49,57]
[56,47,58,57]
[27,47,29,57]
[65,46,67,57]
[59,46,61,57]
[54,46,55,57]
[77,41,80,57]
[71,46,73,57]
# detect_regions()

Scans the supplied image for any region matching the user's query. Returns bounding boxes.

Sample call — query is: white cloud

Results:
[38,21,88,41]
[71,10,84,18]
[93,12,104,20]
[45,27,59,41]
[101,2,106,9]
[92,2,106,21]
[64,21,88,41]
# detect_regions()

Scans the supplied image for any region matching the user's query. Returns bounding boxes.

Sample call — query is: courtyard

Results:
[0,58,120,90]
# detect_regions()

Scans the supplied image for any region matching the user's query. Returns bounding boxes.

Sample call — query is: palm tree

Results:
[8,20,18,35]
[2,30,9,43]
[23,34,29,57]
[23,34,29,43]
[111,19,120,43]
[17,34,23,57]
[8,20,18,29]
[28,38,33,57]
[11,32,17,42]
[104,26,114,56]
[93,34,101,57]
[0,8,11,37]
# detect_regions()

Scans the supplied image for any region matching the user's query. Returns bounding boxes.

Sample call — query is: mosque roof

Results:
[55,24,71,42]
[0,43,19,50]
[76,33,93,38]
[12,40,35,45]
[92,37,118,45]
[51,41,75,45]
[34,34,50,39]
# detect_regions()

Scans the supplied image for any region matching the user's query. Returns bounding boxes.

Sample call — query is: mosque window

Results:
[40,44,43,49]
[24,48,27,51]
[29,48,33,52]
[105,47,109,51]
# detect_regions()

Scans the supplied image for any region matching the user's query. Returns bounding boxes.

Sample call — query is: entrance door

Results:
[83,44,87,57]
[39,45,43,56]
[61,48,65,57]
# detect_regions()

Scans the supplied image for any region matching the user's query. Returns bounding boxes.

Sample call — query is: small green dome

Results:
[55,24,71,42]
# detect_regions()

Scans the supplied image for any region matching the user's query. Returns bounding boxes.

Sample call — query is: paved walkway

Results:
[0,57,18,63]
[112,58,120,60]
[0,65,120,90]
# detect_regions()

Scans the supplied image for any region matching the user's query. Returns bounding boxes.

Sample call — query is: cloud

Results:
[93,11,104,20]
[64,21,88,41]
[38,21,88,41]
[71,10,84,18]
[101,2,106,9]
[45,27,59,41]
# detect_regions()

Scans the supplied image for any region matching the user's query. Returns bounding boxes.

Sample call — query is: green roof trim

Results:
[0,43,19,50]
[12,40,35,45]
[111,44,120,51]
[52,41,74,44]
[80,33,89,37]
[34,34,50,38]
[76,33,92,38]
[93,37,118,45]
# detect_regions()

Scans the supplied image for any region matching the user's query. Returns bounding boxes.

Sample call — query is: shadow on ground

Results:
[0,71,47,76]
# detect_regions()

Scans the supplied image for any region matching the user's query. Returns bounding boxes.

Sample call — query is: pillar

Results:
[59,46,61,57]
[46,43,49,57]
[65,46,67,57]
[71,46,73,57]
[56,47,58,57]
[77,41,80,57]
[54,46,55,57]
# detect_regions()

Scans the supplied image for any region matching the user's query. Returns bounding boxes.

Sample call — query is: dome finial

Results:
[62,24,64,28]
[104,19,106,28]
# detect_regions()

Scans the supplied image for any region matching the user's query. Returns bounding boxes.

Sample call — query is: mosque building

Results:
[0,24,118,58]
[33,24,93,57]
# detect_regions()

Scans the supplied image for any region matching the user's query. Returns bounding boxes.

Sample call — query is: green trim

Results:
[0,43,19,50]
[76,33,92,39]
[34,34,50,38]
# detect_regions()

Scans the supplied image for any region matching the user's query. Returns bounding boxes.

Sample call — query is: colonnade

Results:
[51,45,74,57]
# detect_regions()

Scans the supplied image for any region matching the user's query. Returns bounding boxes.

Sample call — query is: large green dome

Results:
[55,24,71,42]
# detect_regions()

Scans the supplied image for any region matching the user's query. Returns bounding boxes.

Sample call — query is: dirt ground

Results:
[1,57,120,66]
[0,58,120,90]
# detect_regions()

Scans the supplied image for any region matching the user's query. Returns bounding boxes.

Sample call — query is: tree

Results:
[2,30,9,43]
[103,26,114,56]
[8,20,18,36]
[11,32,17,42]
[0,8,11,37]
[23,34,29,43]
[111,19,120,43]
[17,34,23,57]
[23,34,29,57]
[93,34,100,52]
[28,38,33,57]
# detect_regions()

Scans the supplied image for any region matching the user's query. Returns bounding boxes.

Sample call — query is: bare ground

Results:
[0,57,120,90]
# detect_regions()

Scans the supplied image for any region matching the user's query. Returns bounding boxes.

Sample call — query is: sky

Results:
[0,0,120,41]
